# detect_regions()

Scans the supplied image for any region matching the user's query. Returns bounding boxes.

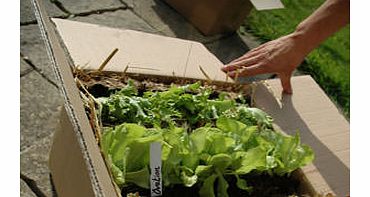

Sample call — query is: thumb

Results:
[278,72,293,94]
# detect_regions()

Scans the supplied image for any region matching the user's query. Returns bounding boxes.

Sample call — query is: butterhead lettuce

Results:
[98,82,314,196]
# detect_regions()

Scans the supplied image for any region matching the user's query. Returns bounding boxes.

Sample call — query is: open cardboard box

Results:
[163,0,284,35]
[32,0,349,196]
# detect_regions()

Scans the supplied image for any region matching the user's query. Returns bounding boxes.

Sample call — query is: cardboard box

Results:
[32,0,349,196]
[162,0,284,35]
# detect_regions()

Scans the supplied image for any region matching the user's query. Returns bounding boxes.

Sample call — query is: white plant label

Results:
[150,142,162,196]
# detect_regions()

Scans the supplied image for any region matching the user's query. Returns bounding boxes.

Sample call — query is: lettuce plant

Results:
[97,82,314,196]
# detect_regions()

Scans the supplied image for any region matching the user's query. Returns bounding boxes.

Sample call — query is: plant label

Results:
[150,142,162,197]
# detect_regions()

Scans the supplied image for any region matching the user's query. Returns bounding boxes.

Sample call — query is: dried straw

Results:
[198,65,212,83]
[98,48,119,72]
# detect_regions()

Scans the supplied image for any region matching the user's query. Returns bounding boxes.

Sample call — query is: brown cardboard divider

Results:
[162,0,284,36]
[32,0,349,196]
[163,0,254,36]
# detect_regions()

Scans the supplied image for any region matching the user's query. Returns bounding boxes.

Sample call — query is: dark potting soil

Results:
[121,172,300,197]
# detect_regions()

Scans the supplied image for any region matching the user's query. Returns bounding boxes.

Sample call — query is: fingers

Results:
[222,53,266,72]
[228,64,266,78]
[223,45,267,72]
[221,64,242,72]
[278,72,293,94]
[224,59,294,94]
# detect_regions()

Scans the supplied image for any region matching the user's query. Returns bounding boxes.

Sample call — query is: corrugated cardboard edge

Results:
[31,0,118,196]
[49,108,96,196]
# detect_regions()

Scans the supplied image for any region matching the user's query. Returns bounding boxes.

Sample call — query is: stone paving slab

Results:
[205,33,251,64]
[21,24,57,83]
[71,9,157,33]
[58,0,124,14]
[20,71,62,151]
[21,134,55,197]
[20,57,33,76]
[127,0,223,43]
[21,0,66,24]
[238,31,261,50]
[121,0,134,8]
[20,179,37,197]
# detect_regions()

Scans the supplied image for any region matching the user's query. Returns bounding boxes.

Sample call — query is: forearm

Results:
[292,0,350,55]
[223,0,349,94]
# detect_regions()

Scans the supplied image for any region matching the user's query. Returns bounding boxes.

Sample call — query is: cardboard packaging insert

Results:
[32,0,349,196]
[162,0,284,36]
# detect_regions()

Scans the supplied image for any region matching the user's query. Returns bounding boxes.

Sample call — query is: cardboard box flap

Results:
[254,76,349,196]
[31,0,118,196]
[51,18,232,83]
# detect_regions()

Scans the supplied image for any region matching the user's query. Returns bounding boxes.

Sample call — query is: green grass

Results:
[240,0,350,117]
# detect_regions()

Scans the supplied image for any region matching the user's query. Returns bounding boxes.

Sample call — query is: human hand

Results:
[222,33,308,94]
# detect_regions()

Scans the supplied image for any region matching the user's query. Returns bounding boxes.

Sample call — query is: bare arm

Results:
[222,0,349,94]
[295,0,349,55]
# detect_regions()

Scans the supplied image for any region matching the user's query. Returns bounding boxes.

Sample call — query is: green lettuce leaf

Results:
[235,175,252,192]
[216,173,229,197]
[125,167,150,189]
[272,132,315,175]
[199,174,218,197]
[235,146,267,174]
[98,83,315,196]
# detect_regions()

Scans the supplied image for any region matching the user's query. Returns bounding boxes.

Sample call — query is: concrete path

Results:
[20,0,263,196]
